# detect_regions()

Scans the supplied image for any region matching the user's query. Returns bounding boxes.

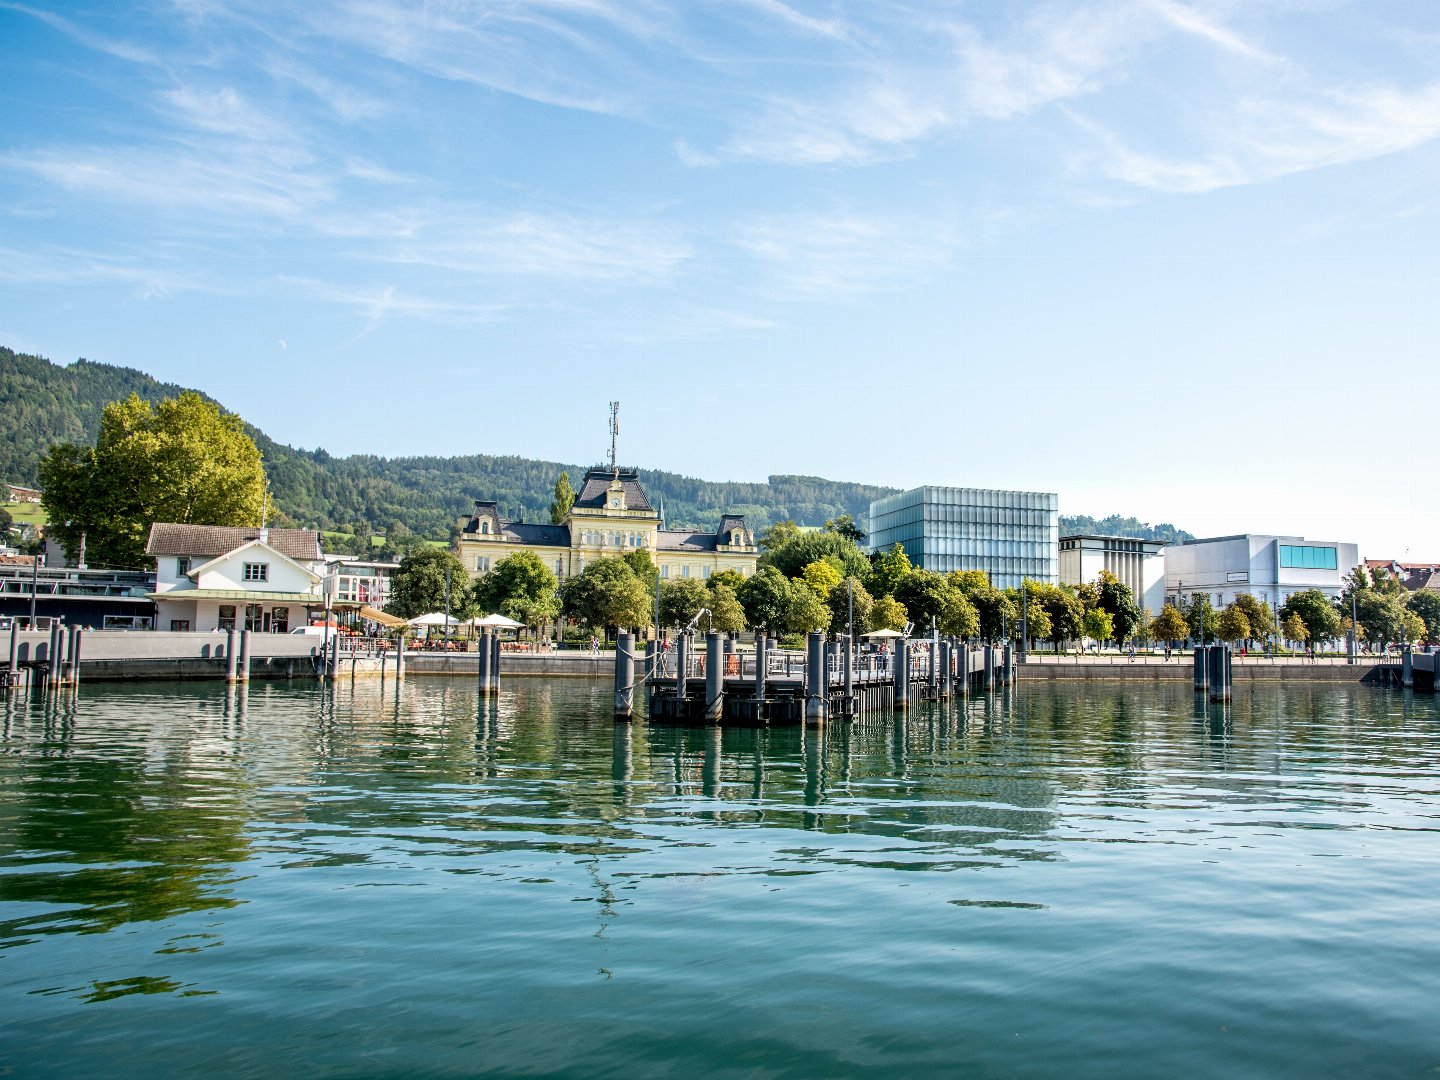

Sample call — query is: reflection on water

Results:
[1,678,1439,1078]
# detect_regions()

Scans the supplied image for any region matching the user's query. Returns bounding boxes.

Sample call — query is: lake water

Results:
[2,678,1438,1078]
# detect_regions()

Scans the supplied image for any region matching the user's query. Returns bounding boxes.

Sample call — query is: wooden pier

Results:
[637,630,1013,725]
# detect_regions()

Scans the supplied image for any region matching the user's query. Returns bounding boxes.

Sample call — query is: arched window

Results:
[480,521,490,535]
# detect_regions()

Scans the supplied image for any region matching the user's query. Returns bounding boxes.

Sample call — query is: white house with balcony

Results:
[145,524,325,632]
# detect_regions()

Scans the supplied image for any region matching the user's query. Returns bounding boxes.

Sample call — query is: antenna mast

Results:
[608,401,620,479]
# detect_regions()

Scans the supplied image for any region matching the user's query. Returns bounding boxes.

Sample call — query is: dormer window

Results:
[480,521,490,535]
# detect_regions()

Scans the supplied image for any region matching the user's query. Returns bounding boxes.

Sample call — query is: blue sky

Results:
[2,0,1438,557]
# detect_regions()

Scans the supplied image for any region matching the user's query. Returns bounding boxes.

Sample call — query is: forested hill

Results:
[1,348,1192,544]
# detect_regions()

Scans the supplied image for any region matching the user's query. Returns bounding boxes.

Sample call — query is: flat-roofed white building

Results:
[1059,534,1167,614]
[1164,534,1360,614]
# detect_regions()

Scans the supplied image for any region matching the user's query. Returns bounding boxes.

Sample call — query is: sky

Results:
[2,0,1438,559]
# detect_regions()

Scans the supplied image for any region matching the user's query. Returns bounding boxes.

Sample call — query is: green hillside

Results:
[0,347,1193,545]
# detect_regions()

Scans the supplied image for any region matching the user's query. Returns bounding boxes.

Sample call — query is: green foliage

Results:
[893,569,977,638]
[759,520,801,551]
[869,594,908,633]
[1281,612,1309,644]
[1407,592,1440,645]
[868,543,912,599]
[1279,590,1340,646]
[1150,603,1188,644]
[621,548,658,590]
[708,583,747,634]
[1217,604,1251,644]
[708,568,746,593]
[40,391,266,569]
[824,514,866,543]
[1094,570,1144,645]
[784,582,831,634]
[549,472,575,524]
[826,576,874,636]
[1231,594,1275,642]
[385,547,475,621]
[474,550,559,632]
[763,529,869,582]
[967,586,1017,643]
[800,558,844,599]
[1185,595,1218,644]
[1353,589,1411,648]
[1015,583,1052,643]
[1058,513,1193,545]
[660,578,710,629]
[560,556,652,632]
[1029,582,1084,648]
[1082,607,1114,644]
[737,567,791,633]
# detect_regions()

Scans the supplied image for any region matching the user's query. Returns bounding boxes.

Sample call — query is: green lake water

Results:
[1,678,1438,1078]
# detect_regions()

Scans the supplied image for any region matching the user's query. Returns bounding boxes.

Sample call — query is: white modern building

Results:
[1059,535,1167,615]
[869,486,1058,589]
[1164,534,1360,614]
[146,524,325,632]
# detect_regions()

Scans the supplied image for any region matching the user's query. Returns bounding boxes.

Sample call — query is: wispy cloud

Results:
[728,211,962,295]
[1,2,159,64]
[1077,81,1440,193]
[279,275,512,334]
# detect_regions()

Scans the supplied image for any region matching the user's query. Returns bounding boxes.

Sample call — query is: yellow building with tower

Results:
[454,466,759,585]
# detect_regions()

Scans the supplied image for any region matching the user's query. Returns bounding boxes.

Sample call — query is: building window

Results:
[177,557,191,576]
[682,565,690,578]
[476,556,490,572]
[217,605,236,631]
[660,564,669,579]
[272,607,289,633]
[170,619,191,632]
[555,558,563,577]
[702,566,711,579]
[243,562,268,582]
[245,604,264,631]
[1279,545,1338,570]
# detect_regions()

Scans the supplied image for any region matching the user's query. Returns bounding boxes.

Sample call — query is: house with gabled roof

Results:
[455,466,758,586]
[145,523,325,632]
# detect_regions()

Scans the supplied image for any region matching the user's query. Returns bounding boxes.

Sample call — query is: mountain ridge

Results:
[1,346,1192,545]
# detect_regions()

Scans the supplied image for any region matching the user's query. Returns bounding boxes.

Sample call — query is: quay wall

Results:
[1019,659,1385,684]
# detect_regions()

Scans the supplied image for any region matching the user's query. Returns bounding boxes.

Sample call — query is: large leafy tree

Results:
[660,578,711,629]
[1032,583,1084,650]
[561,557,652,634]
[1281,612,1309,646]
[968,586,1017,643]
[1217,604,1251,644]
[764,530,869,581]
[1407,591,1440,645]
[40,391,266,568]
[1185,594,1218,644]
[784,582,831,634]
[1150,603,1188,646]
[869,595,909,633]
[1279,590,1340,647]
[1082,607,1114,645]
[474,550,559,633]
[737,567,792,633]
[801,558,844,599]
[867,543,912,599]
[386,547,476,621]
[824,514,866,544]
[1012,583,1052,645]
[1095,571,1144,646]
[1231,594,1276,644]
[549,472,575,524]
[708,583,747,634]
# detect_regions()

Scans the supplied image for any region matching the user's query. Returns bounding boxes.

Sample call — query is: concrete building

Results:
[455,466,759,586]
[146,524,325,632]
[1059,534,1167,614]
[868,486,1058,590]
[1164,534,1360,614]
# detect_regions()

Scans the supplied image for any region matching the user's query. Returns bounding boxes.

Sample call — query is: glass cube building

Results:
[868,487,1059,589]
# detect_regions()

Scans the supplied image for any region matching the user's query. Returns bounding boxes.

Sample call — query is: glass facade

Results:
[1279,544,1337,570]
[869,486,1059,590]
